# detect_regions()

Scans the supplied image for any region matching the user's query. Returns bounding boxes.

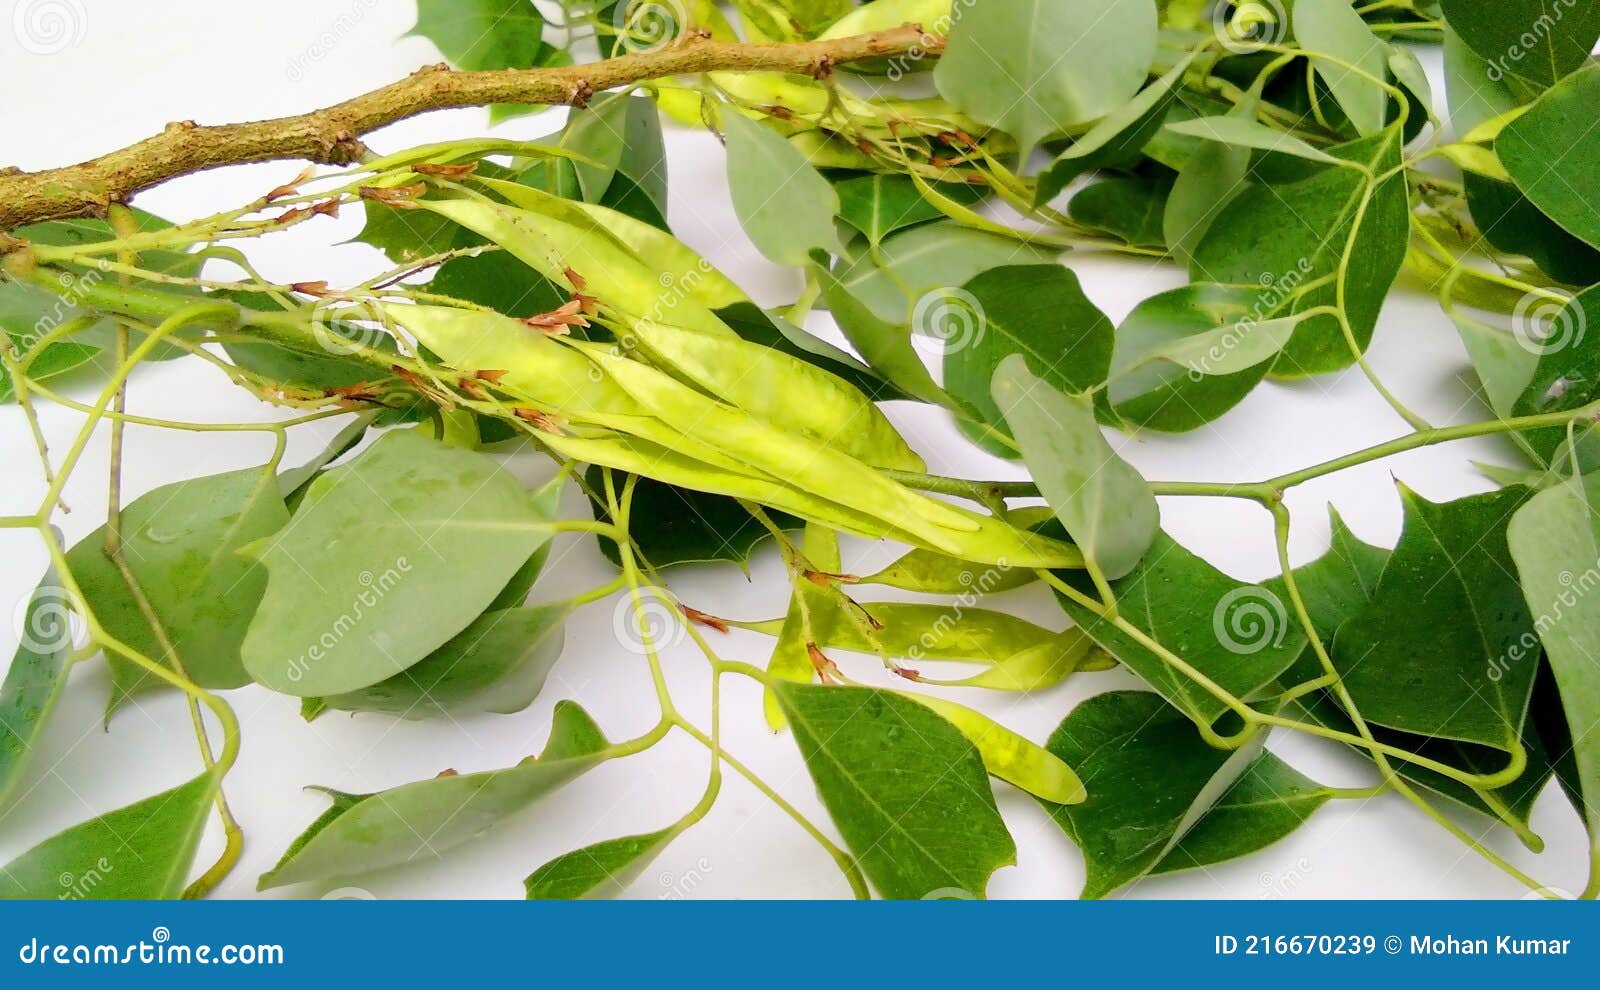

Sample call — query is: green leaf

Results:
[0,573,76,811]
[816,264,954,408]
[584,466,799,570]
[1263,506,1388,648]
[1149,752,1331,878]
[1508,471,1600,871]
[722,109,841,266]
[307,604,567,720]
[429,247,567,320]
[1042,691,1266,898]
[259,701,611,889]
[1294,0,1389,136]
[834,173,982,246]
[524,829,676,899]
[775,682,1016,899]
[1164,137,1249,267]
[1333,485,1537,751]
[1192,128,1409,377]
[407,0,559,120]
[1441,0,1600,91]
[911,694,1086,804]
[64,466,290,709]
[1453,313,1542,421]
[992,354,1158,579]
[944,264,1115,454]
[0,772,216,899]
[1442,25,1520,136]
[1068,176,1170,249]
[563,92,667,216]
[1164,116,1342,164]
[240,430,555,696]
[934,0,1159,159]
[1499,64,1600,252]
[1508,286,1600,465]
[1463,175,1600,288]
[715,301,899,402]
[1108,283,1301,432]
[1034,53,1196,206]
[1054,532,1307,728]
[833,222,1059,327]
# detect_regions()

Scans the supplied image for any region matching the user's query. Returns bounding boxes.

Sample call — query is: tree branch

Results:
[0,26,940,235]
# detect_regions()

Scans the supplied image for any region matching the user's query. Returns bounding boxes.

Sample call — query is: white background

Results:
[0,1,1587,899]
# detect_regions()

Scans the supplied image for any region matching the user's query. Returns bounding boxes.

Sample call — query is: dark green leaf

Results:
[1068,176,1170,249]
[65,466,290,708]
[428,249,567,320]
[584,465,799,570]
[775,682,1015,899]
[1042,691,1265,898]
[834,173,981,245]
[407,0,559,120]
[944,264,1115,454]
[1508,286,1600,465]
[1055,532,1306,728]
[524,829,676,899]
[0,772,216,899]
[1333,485,1537,752]
[1442,0,1600,91]
[240,430,555,696]
[1164,137,1249,266]
[259,701,611,889]
[816,264,954,408]
[992,355,1157,579]
[1499,64,1600,252]
[1150,753,1331,878]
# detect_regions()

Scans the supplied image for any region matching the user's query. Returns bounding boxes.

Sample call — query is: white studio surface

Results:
[0,1,1586,899]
